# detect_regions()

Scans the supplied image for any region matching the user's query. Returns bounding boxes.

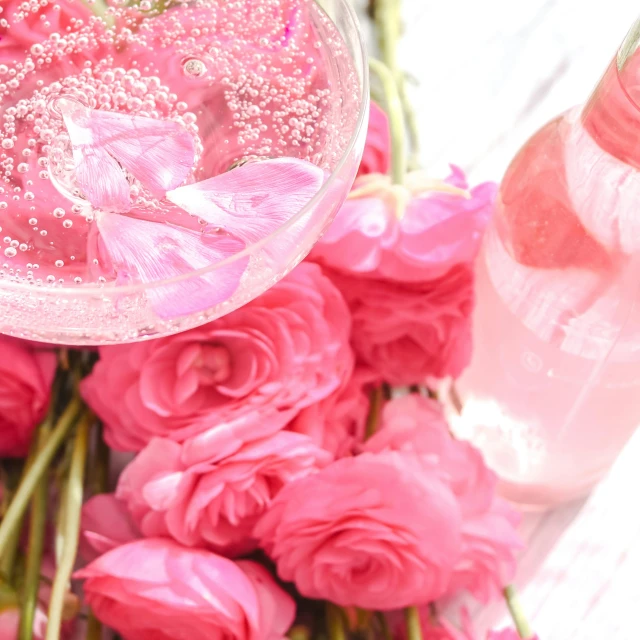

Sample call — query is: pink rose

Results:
[115,431,331,556]
[256,450,462,610]
[0,0,94,53]
[288,365,380,457]
[311,168,496,282]
[449,497,523,603]
[76,538,295,640]
[237,561,296,640]
[0,0,103,92]
[366,395,522,603]
[357,102,391,177]
[82,263,353,451]
[487,631,537,640]
[0,337,56,456]
[80,494,140,562]
[326,265,474,385]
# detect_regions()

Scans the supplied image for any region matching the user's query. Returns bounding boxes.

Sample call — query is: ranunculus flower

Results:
[487,631,537,640]
[365,395,522,603]
[80,494,140,562]
[311,168,496,282]
[115,431,331,556]
[256,450,462,610]
[237,561,296,640]
[76,538,295,640]
[449,497,522,603]
[288,365,380,457]
[0,0,94,52]
[0,337,56,457]
[326,265,474,385]
[82,263,353,451]
[357,102,391,177]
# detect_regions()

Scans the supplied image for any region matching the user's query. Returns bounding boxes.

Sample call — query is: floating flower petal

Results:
[96,212,248,319]
[166,157,325,248]
[61,99,196,210]
[92,109,196,197]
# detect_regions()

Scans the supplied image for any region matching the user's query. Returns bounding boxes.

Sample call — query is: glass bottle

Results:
[450,16,640,508]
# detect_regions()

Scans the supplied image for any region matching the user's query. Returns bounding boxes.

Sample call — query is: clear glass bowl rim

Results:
[0,0,369,298]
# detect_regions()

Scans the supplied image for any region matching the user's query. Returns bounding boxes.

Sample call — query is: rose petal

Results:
[61,99,196,209]
[166,157,325,247]
[91,109,196,197]
[60,99,131,212]
[96,212,248,319]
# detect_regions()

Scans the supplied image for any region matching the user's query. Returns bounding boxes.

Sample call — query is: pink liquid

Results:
[0,0,359,288]
[452,55,640,507]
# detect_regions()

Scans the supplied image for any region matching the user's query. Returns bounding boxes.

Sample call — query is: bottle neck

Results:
[582,52,640,169]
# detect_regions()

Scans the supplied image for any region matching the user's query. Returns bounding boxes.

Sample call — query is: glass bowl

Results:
[0,0,368,345]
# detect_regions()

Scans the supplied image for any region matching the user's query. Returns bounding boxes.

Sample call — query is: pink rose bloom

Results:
[80,494,141,561]
[82,263,353,451]
[115,430,331,556]
[288,365,380,457]
[357,102,391,177]
[0,0,104,93]
[0,0,94,53]
[0,337,56,456]
[237,561,296,640]
[76,538,295,640]
[449,497,523,603]
[327,265,474,384]
[487,631,537,640]
[311,168,496,282]
[256,450,462,610]
[366,395,522,603]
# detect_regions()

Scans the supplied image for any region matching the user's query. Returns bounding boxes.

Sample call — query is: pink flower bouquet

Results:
[0,1,538,640]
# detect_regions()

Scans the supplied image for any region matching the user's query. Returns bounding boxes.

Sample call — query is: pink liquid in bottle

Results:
[451,22,640,508]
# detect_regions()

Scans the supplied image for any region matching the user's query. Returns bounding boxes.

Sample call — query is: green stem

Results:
[375,612,392,640]
[86,613,103,640]
[82,0,111,22]
[376,0,400,77]
[404,607,423,640]
[0,396,82,555]
[85,422,110,639]
[365,386,384,439]
[325,603,347,640]
[375,0,421,170]
[90,424,110,496]
[369,59,406,185]
[504,585,534,639]
[46,413,92,640]
[0,455,35,584]
[397,76,421,170]
[18,428,50,640]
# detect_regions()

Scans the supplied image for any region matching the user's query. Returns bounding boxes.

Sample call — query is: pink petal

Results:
[91,109,196,196]
[61,98,131,212]
[60,98,196,210]
[96,212,248,319]
[166,158,325,247]
[75,148,132,212]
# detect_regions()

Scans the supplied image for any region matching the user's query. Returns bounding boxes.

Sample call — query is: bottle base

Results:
[496,468,606,511]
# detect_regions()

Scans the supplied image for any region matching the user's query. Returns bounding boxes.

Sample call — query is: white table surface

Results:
[356,1,640,637]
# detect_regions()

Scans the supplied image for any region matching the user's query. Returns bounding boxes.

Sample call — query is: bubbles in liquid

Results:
[182,57,208,79]
[0,0,360,289]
